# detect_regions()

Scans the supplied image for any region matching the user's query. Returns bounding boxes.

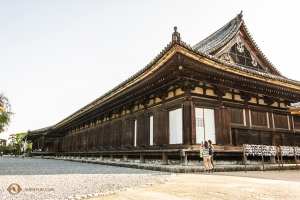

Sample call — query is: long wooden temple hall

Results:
[28,12,300,165]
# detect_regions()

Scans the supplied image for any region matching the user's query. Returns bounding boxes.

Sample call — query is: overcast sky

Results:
[1,0,300,140]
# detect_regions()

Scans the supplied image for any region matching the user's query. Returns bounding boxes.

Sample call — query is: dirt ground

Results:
[92,170,300,200]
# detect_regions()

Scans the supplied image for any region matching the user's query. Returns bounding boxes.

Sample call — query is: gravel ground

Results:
[0,156,172,200]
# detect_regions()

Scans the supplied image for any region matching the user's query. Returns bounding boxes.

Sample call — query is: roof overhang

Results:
[49,43,300,131]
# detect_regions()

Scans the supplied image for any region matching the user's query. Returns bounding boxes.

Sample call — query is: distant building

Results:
[0,139,7,146]
[27,13,300,164]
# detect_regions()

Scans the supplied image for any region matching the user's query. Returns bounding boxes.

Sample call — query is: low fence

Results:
[243,144,300,172]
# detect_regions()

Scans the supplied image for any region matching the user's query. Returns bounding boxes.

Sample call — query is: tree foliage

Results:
[8,132,32,154]
[0,93,14,133]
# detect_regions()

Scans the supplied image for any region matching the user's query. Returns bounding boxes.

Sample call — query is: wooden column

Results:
[111,120,122,148]
[97,127,103,149]
[41,136,46,151]
[182,90,194,145]
[137,115,150,147]
[271,132,275,146]
[215,107,231,145]
[103,125,111,149]
[121,118,135,147]
[153,110,168,146]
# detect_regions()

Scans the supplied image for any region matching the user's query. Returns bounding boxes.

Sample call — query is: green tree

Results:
[0,93,14,133]
[8,132,32,154]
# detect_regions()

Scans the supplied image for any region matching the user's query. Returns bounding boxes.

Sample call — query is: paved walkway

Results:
[1,156,299,199]
[92,171,300,200]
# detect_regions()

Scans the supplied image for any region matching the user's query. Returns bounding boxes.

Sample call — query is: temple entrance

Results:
[195,108,216,144]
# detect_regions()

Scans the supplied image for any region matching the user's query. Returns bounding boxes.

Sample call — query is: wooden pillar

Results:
[41,136,45,151]
[215,107,231,145]
[121,118,135,147]
[136,115,150,147]
[153,110,168,146]
[182,90,194,145]
[162,152,168,165]
[111,121,122,148]
[140,154,145,163]
[246,130,251,144]
[271,132,275,146]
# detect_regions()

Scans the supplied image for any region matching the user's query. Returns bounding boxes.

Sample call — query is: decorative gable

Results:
[193,12,282,77]
[215,34,266,72]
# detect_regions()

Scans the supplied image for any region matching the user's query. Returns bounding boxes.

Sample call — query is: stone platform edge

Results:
[44,157,300,173]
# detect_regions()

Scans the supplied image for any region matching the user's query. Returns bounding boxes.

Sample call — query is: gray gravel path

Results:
[0,156,172,200]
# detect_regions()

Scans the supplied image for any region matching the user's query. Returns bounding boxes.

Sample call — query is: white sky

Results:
[1,0,300,140]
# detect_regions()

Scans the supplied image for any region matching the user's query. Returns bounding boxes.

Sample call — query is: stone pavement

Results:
[91,171,300,200]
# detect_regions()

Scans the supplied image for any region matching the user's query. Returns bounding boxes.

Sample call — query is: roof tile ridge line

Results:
[52,40,178,129]
[29,126,53,133]
[178,40,207,57]
[241,19,282,76]
[205,19,243,54]
[193,14,242,49]
[193,21,232,48]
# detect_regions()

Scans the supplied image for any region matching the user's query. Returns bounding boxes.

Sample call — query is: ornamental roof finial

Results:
[172,26,181,42]
[238,10,243,19]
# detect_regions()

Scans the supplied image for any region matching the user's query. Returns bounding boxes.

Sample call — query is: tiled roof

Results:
[193,14,242,53]
[50,14,300,130]
[193,12,283,77]
[29,126,52,134]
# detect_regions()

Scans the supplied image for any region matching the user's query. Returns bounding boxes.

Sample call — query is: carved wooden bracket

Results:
[239,91,252,102]
[125,102,135,112]
[140,95,150,108]
[213,85,227,97]
[263,96,275,106]
[155,88,169,100]
[178,78,198,91]
[98,114,104,122]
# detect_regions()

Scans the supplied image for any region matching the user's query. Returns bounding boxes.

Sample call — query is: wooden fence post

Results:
[294,146,298,171]
[243,144,247,173]
[279,146,284,171]
[261,145,265,172]
[276,147,281,172]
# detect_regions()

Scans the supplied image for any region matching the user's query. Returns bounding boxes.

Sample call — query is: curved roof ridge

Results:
[193,14,243,53]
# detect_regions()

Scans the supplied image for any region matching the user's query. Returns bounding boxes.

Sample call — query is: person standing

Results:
[208,140,214,172]
[201,141,213,173]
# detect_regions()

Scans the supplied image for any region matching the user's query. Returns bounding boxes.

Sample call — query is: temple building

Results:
[27,12,300,164]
